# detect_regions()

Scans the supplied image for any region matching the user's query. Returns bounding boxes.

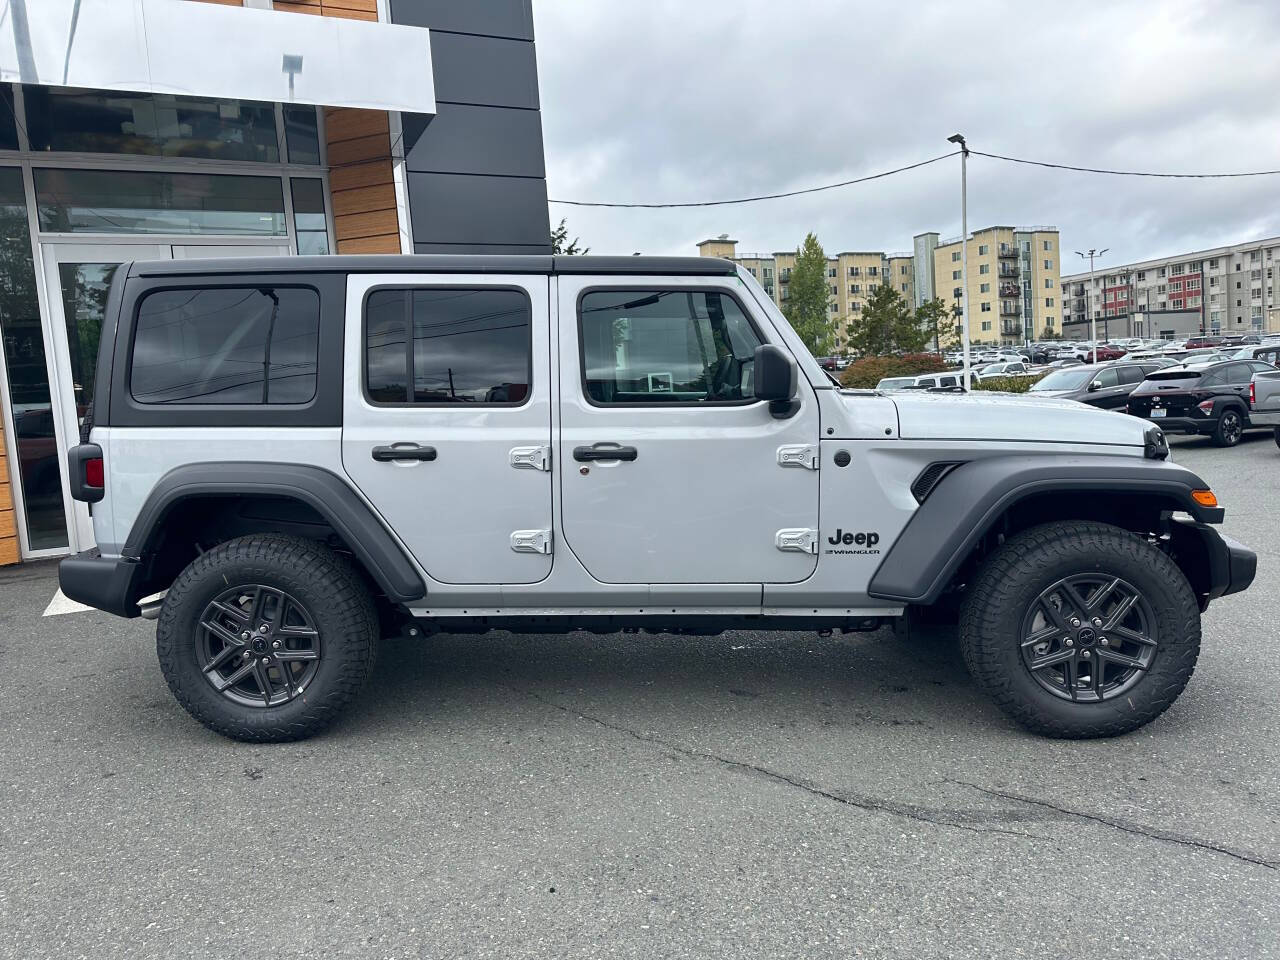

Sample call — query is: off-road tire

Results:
[1212,408,1243,447]
[959,521,1200,738]
[157,535,377,742]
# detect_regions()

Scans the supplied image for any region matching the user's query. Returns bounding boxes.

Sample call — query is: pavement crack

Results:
[948,779,1278,871]
[499,683,1055,844]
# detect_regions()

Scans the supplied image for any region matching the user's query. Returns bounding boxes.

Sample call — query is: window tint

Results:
[365,288,531,404]
[1116,365,1145,385]
[1224,362,1253,384]
[1092,368,1120,388]
[132,288,319,404]
[579,289,763,404]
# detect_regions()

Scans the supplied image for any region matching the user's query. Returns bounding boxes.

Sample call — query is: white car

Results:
[975,361,1035,380]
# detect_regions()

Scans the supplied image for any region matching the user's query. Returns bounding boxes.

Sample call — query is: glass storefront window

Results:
[35,169,287,236]
[24,87,280,163]
[290,178,329,255]
[0,168,67,550]
[58,262,119,423]
[283,106,321,165]
[0,87,17,151]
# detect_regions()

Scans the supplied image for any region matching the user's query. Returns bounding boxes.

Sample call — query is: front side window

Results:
[1092,368,1120,388]
[132,287,319,404]
[365,288,531,404]
[579,289,763,405]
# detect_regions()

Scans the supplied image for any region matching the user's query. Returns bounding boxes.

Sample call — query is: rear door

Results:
[556,276,820,585]
[341,274,553,584]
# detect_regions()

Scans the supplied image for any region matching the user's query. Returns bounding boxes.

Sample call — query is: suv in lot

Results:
[60,255,1255,742]
[1029,361,1171,410]
[1127,359,1277,446]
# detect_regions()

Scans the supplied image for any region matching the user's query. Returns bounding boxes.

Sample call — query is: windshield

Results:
[979,364,1004,374]
[1031,368,1095,391]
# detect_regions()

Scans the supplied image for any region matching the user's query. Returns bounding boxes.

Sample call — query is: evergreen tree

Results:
[550,218,588,255]
[847,283,929,356]
[784,233,833,356]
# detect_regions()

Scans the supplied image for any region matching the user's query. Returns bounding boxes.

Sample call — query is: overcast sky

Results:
[532,0,1280,276]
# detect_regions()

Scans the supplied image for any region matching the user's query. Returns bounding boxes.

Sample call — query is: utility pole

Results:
[1075,248,1107,363]
[947,134,971,388]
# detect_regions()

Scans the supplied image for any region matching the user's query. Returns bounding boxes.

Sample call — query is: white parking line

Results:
[42,589,94,617]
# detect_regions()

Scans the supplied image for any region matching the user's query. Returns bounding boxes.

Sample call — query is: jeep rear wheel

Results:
[959,521,1200,738]
[1213,408,1243,447]
[157,535,377,742]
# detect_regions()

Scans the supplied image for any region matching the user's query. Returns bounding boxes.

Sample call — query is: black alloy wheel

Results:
[1019,574,1156,703]
[1214,409,1243,446]
[197,584,322,708]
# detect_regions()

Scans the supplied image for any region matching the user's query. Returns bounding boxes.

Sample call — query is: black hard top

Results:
[127,254,738,278]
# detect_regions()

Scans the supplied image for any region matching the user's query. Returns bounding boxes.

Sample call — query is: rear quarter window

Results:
[131,287,319,404]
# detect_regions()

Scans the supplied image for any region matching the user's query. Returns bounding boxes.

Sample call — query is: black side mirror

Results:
[753,343,798,418]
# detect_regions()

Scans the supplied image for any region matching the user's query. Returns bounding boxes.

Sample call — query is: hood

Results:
[885,391,1147,447]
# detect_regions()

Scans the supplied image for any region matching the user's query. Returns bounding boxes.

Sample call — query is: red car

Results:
[1184,335,1225,349]
[1077,344,1127,362]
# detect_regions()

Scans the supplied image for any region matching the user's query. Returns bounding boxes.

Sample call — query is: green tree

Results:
[913,297,952,352]
[847,283,928,357]
[783,232,833,356]
[550,217,588,255]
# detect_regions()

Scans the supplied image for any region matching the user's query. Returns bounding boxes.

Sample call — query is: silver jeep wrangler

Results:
[59,255,1256,741]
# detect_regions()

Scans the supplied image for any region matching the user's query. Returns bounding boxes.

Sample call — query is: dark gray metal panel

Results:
[406,171,550,248]
[403,103,545,177]
[128,255,733,277]
[428,32,539,109]
[412,243,552,255]
[389,0,534,41]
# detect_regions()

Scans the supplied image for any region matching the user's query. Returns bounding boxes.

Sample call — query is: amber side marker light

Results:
[1191,489,1218,507]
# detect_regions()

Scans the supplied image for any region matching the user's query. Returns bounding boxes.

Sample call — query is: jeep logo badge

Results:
[828,529,879,547]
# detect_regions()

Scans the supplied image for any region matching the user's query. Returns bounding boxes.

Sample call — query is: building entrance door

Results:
[36,241,289,554]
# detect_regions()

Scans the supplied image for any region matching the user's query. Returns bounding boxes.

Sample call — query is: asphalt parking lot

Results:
[2,432,1277,960]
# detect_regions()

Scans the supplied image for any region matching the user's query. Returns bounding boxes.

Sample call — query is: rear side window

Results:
[579,289,762,404]
[1117,365,1145,385]
[364,287,531,405]
[131,287,319,404]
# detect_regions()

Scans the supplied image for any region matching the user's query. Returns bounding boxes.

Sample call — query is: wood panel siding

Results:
[0,449,16,565]
[273,0,403,253]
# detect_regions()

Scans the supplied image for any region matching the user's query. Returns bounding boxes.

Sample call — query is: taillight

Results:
[1250,382,1256,407]
[84,457,104,489]
[1197,399,1215,413]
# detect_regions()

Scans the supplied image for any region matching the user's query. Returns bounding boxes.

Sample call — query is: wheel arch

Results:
[868,454,1221,605]
[122,462,426,606]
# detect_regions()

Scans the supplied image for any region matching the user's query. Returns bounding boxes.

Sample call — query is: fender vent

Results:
[911,461,963,503]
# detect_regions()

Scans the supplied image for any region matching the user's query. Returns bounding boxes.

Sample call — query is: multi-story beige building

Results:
[932,226,1061,346]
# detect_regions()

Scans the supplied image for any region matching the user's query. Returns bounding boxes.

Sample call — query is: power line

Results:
[970,149,1280,179]
[547,151,960,208]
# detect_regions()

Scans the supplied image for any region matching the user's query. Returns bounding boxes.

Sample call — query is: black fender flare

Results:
[123,462,426,603]
[867,454,1220,605]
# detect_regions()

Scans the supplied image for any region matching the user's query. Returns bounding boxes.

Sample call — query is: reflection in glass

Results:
[290,178,329,255]
[283,106,321,165]
[58,262,120,429]
[24,87,279,163]
[0,168,67,550]
[35,168,286,236]
[0,87,17,151]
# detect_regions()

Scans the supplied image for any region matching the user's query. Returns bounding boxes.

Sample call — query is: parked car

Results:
[1028,361,1167,410]
[57,253,1255,742]
[975,360,1034,381]
[1075,344,1127,362]
[1249,366,1280,448]
[1046,357,1083,368]
[1183,335,1225,350]
[818,356,838,371]
[1229,343,1280,364]
[1126,359,1279,446]
[911,371,962,390]
[875,376,921,391]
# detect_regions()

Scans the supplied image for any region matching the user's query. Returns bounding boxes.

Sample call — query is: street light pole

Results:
[948,134,972,388]
[1075,247,1108,364]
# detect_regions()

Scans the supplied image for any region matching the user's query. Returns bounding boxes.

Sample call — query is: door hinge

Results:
[509,445,550,471]
[775,528,818,554]
[776,444,818,470]
[510,529,552,554]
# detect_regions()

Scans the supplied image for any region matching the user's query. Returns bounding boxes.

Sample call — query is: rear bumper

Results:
[58,549,143,619]
[1248,410,1280,426]
[1140,415,1210,436]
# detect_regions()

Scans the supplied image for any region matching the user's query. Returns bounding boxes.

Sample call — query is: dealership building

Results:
[0,0,550,563]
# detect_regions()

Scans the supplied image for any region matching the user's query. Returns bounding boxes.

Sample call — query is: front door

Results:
[39,241,290,552]
[557,276,821,585]
[341,274,554,585]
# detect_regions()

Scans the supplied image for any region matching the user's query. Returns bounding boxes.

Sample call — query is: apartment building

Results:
[696,238,899,352]
[932,226,1061,346]
[1060,236,1280,339]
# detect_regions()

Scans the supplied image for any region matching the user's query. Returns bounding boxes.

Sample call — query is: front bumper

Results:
[1168,518,1257,606]
[58,549,144,618]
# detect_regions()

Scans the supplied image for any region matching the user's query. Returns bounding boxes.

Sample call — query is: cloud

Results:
[533,0,1280,271]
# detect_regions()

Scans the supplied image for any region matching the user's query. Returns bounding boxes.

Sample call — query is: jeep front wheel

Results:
[959,521,1200,738]
[156,535,377,742]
